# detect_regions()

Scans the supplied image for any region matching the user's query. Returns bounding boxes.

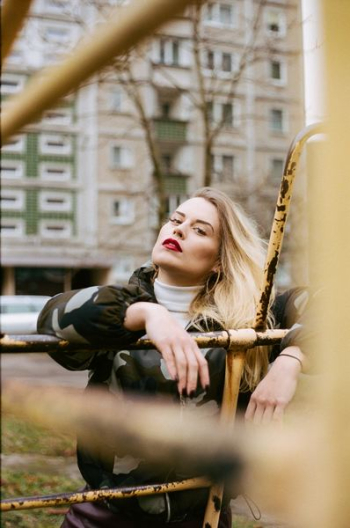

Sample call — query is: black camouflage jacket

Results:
[37,264,309,520]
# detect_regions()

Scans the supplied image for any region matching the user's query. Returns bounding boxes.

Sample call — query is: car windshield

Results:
[0,299,48,314]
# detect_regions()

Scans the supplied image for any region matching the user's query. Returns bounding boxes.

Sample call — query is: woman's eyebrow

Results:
[175,210,215,234]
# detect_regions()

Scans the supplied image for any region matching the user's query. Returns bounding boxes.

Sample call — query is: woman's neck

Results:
[154,279,201,324]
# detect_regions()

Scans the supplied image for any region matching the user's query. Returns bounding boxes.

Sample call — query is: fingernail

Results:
[189,390,196,399]
[205,384,210,392]
[181,388,187,397]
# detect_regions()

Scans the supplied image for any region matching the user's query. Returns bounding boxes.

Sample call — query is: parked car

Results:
[0,295,51,335]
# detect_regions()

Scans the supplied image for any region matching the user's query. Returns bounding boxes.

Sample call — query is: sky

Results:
[301,0,326,125]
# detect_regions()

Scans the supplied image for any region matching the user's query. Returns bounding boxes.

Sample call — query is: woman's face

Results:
[152,197,221,286]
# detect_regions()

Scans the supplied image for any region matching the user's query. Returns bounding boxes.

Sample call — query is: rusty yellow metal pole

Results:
[1,477,211,513]
[1,0,203,143]
[202,123,324,528]
[254,122,324,330]
[1,0,33,65]
[203,351,245,527]
[0,328,288,354]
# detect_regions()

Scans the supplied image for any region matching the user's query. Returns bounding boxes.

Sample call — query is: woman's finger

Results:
[245,399,257,422]
[159,343,177,382]
[193,347,210,390]
[184,348,199,396]
[272,404,285,423]
[252,403,264,425]
[172,343,189,395]
[262,405,275,424]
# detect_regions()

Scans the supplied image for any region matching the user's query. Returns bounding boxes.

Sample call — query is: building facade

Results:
[1,0,305,295]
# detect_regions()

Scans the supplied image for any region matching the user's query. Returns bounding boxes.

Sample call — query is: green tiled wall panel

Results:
[153,119,187,142]
[26,189,38,234]
[26,133,38,177]
[164,175,187,194]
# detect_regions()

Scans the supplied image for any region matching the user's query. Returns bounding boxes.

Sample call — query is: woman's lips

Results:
[162,238,182,252]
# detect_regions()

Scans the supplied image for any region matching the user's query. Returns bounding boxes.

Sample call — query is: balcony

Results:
[163,172,189,194]
[152,118,187,144]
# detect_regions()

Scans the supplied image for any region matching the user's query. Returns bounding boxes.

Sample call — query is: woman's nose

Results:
[173,225,184,239]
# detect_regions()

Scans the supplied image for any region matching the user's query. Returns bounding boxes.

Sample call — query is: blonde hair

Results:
[188,187,273,391]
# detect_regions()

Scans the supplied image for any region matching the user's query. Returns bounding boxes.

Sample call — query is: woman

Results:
[38,187,307,527]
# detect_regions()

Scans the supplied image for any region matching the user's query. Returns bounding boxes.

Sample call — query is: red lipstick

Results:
[162,238,182,252]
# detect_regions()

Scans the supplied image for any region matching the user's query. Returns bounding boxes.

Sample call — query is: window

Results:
[1,74,25,95]
[266,10,286,37]
[161,154,172,172]
[270,158,284,182]
[0,190,25,210]
[222,53,232,72]
[204,3,235,27]
[222,155,234,179]
[204,50,237,75]
[39,134,72,155]
[161,102,171,117]
[110,87,123,112]
[40,163,71,181]
[39,192,72,212]
[1,135,25,153]
[108,0,129,5]
[155,39,182,66]
[172,41,179,66]
[206,50,215,70]
[165,195,187,217]
[269,108,286,133]
[44,25,70,43]
[206,101,238,127]
[219,4,233,25]
[271,60,281,80]
[44,0,70,13]
[206,101,214,122]
[40,221,72,238]
[1,161,24,179]
[222,103,233,126]
[111,197,134,225]
[43,109,72,126]
[110,145,133,169]
[211,154,236,182]
[269,59,286,84]
[1,219,24,237]
[111,256,135,282]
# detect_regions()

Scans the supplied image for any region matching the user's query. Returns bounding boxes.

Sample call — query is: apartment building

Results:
[1,0,305,295]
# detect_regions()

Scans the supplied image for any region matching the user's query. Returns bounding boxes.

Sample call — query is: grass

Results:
[1,412,83,528]
[1,470,83,528]
[1,411,265,528]
[1,412,76,457]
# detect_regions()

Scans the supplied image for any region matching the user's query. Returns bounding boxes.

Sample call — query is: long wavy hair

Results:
[187,187,273,392]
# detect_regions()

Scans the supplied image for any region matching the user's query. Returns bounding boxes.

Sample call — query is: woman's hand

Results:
[124,302,210,396]
[245,346,304,424]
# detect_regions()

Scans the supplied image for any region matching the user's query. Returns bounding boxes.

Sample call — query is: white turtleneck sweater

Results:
[153,278,201,329]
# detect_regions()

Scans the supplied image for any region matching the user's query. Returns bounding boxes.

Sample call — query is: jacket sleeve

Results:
[270,287,310,359]
[37,283,156,370]
[272,287,320,370]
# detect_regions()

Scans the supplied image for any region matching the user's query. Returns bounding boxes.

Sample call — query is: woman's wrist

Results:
[276,346,305,373]
[124,302,163,331]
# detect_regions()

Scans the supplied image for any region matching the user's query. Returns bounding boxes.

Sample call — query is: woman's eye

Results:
[194,226,206,236]
[169,217,181,225]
